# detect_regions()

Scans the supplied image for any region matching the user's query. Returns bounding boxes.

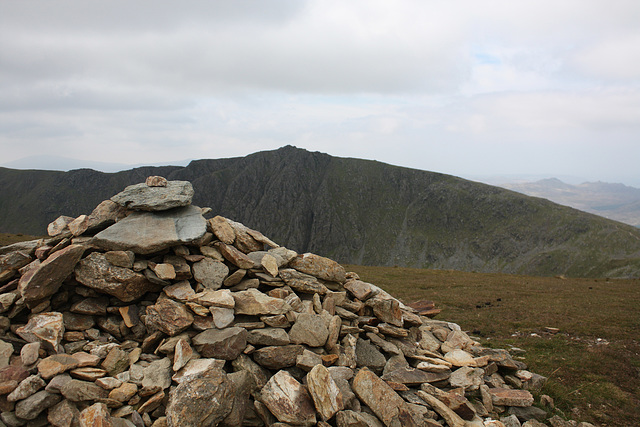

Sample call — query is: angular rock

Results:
[0,339,13,368]
[146,175,168,187]
[226,220,265,253]
[15,389,61,420]
[351,368,417,427]
[261,254,279,277]
[69,367,107,381]
[307,364,344,421]
[92,205,207,255]
[48,215,74,237]
[233,288,291,315]
[210,306,235,329]
[220,370,254,426]
[172,358,226,384]
[449,366,484,390]
[105,250,136,268]
[16,311,64,352]
[18,244,86,307]
[296,349,324,371]
[260,370,317,426]
[142,358,172,392]
[111,180,194,211]
[75,252,158,302]
[268,247,298,267]
[508,405,548,423]
[0,250,32,280]
[139,389,165,414]
[173,338,193,372]
[19,342,40,366]
[343,279,377,301]
[416,391,466,427]
[252,344,305,369]
[71,296,108,315]
[109,382,138,402]
[102,347,130,376]
[164,281,196,301]
[279,268,329,295]
[247,327,290,346]
[208,216,236,245]
[192,327,248,360]
[215,242,255,269]
[78,402,112,426]
[85,199,129,233]
[68,214,89,236]
[231,354,270,390]
[289,313,329,347]
[336,410,384,427]
[190,288,235,308]
[60,379,109,402]
[382,365,450,386]
[355,338,387,374]
[7,375,45,402]
[145,298,194,336]
[192,258,228,290]
[489,388,534,407]
[153,263,176,280]
[366,295,403,327]
[289,253,346,283]
[48,399,80,427]
[166,369,233,427]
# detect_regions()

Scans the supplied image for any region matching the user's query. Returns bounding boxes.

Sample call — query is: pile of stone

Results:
[0,177,588,427]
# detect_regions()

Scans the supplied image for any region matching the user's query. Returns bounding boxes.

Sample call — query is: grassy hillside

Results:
[348,264,640,427]
[2,146,640,277]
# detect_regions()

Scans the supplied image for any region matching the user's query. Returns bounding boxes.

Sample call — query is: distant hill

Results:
[2,146,640,278]
[498,178,640,228]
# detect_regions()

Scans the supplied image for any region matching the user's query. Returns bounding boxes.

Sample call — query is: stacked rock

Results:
[0,177,560,427]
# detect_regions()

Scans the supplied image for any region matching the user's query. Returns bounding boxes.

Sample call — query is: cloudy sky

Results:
[1,1,639,185]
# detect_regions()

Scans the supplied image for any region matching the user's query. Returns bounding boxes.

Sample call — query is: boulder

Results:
[260,370,317,426]
[351,368,417,427]
[91,205,207,255]
[145,298,194,336]
[307,364,344,421]
[75,252,158,302]
[111,180,194,211]
[289,253,347,283]
[18,244,86,307]
[192,327,248,360]
[166,369,233,427]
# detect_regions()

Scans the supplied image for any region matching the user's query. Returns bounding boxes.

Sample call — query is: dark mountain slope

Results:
[2,146,640,278]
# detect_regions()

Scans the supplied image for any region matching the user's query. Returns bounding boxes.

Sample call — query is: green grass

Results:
[346,264,640,426]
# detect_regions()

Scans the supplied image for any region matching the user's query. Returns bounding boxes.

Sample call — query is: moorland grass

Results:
[346,264,640,426]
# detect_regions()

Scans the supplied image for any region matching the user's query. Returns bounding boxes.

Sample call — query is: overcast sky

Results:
[1,1,639,185]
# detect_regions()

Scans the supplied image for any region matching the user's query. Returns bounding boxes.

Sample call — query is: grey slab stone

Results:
[91,205,206,255]
[111,180,194,211]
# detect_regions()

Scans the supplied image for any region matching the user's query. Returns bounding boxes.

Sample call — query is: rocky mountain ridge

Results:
[0,177,593,426]
[1,146,640,278]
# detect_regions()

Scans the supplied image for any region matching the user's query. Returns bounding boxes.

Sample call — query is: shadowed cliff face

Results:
[2,145,640,278]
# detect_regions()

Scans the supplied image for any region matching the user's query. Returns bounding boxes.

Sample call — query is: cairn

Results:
[0,177,571,426]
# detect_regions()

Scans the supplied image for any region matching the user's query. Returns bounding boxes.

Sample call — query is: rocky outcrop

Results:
[0,177,572,426]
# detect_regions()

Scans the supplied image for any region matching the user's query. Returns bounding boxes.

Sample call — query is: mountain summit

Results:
[1,146,639,278]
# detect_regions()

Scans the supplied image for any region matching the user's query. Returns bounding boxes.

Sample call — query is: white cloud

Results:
[1,0,639,185]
